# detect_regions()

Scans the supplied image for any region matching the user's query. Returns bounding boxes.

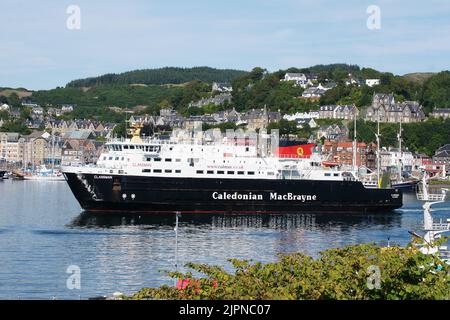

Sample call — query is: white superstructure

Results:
[63,135,358,183]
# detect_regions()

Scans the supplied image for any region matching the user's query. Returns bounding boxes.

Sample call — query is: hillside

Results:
[0,88,33,98]
[66,67,248,88]
[402,72,435,84]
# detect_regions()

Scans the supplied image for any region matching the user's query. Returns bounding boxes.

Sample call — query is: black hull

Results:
[63,173,403,214]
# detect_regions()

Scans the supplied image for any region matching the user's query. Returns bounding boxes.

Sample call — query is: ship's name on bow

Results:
[212,192,317,202]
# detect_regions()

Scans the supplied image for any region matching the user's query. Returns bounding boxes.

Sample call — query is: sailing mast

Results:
[375,114,381,188]
[51,129,55,172]
[352,113,357,172]
[397,120,402,182]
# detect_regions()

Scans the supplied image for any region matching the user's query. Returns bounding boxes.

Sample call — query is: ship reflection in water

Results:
[69,211,402,234]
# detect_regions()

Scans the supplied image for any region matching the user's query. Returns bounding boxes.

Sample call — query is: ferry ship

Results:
[62,127,402,214]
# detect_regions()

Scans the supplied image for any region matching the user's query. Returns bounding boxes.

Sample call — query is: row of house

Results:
[0,130,103,167]
[129,107,282,131]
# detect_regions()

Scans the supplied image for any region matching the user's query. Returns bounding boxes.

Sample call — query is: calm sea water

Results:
[0,179,449,300]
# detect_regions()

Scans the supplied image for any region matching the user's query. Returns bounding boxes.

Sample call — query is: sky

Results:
[0,0,449,90]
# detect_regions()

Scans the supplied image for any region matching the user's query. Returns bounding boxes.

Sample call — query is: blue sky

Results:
[1,0,449,90]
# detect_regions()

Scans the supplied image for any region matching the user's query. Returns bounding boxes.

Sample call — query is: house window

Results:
[154,158,161,162]
[165,158,172,162]
[217,171,224,174]
[175,169,181,173]
[227,171,235,175]
[165,169,172,173]
[142,169,151,173]
[196,170,204,174]
[207,170,214,174]
[237,171,245,175]
[247,171,255,175]
[154,169,162,173]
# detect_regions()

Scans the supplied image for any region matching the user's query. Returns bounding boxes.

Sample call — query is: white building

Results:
[0,132,25,163]
[380,148,414,172]
[365,79,381,87]
[282,73,312,88]
[283,111,319,121]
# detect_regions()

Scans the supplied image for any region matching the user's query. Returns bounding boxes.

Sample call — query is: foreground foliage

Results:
[129,243,450,300]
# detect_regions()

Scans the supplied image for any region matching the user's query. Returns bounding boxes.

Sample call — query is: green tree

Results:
[421,71,450,113]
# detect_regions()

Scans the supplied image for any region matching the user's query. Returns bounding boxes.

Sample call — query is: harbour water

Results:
[0,179,449,299]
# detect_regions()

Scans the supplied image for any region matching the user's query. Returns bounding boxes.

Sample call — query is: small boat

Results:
[23,165,65,181]
[0,170,7,180]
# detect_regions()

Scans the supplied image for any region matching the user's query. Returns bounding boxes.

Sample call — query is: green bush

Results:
[129,243,450,300]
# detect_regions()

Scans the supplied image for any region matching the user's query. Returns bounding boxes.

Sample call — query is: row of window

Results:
[141,169,260,175]
[142,169,182,174]
[324,173,341,177]
[108,145,161,152]
[145,157,182,162]
[195,170,255,175]
[104,156,125,161]
[143,157,263,165]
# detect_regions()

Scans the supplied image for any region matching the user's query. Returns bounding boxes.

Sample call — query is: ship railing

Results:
[416,193,446,201]
[430,222,450,231]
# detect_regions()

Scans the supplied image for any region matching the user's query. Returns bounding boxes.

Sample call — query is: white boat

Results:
[23,165,65,181]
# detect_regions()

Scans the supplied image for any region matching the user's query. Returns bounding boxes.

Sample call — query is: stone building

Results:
[365,93,425,123]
